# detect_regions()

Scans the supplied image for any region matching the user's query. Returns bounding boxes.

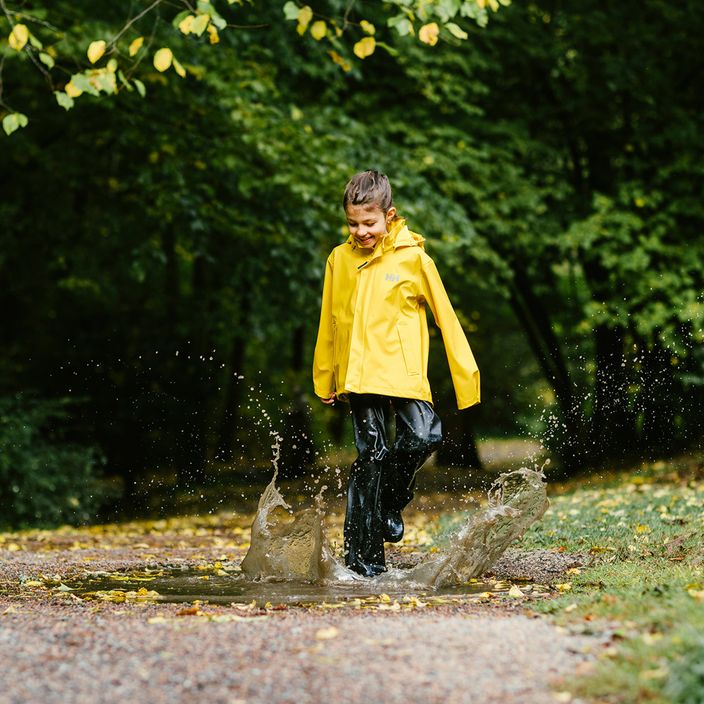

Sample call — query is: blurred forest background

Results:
[1,1,702,528]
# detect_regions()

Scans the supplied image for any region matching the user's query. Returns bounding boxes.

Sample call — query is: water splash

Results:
[241,464,548,589]
[391,467,548,588]
[240,438,352,582]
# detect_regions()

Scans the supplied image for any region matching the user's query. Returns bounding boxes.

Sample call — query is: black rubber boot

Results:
[345,394,442,574]
[383,510,404,543]
[344,395,389,576]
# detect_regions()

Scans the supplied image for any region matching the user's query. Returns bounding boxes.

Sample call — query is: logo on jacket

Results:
[385,273,400,283]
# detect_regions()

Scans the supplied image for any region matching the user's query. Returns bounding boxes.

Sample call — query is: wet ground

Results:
[0,447,608,704]
[0,527,599,704]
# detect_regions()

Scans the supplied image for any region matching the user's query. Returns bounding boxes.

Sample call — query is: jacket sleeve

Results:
[312,253,336,399]
[420,256,480,410]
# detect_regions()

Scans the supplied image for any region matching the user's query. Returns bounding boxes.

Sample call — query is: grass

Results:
[518,457,704,704]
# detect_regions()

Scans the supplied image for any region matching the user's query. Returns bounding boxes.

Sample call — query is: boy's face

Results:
[345,203,396,250]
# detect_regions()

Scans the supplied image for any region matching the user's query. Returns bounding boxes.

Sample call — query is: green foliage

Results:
[0,0,506,129]
[0,396,108,528]
[664,633,704,704]
[0,0,701,507]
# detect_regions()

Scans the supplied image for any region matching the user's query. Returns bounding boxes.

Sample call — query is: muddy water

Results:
[69,568,511,606]
[240,467,548,589]
[68,467,548,604]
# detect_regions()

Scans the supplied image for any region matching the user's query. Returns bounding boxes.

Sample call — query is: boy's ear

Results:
[386,206,397,222]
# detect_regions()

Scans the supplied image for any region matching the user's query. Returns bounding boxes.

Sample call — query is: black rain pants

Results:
[344,393,442,576]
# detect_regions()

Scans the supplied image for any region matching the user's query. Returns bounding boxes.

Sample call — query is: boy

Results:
[313,170,480,577]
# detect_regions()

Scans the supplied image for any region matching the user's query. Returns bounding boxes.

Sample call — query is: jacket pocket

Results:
[397,322,420,376]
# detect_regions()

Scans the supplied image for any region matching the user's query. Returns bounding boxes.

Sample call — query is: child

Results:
[313,170,480,577]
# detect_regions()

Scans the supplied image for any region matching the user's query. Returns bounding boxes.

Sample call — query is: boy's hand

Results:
[320,393,337,405]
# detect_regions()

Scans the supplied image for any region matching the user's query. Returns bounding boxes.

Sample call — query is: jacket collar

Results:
[346,217,424,256]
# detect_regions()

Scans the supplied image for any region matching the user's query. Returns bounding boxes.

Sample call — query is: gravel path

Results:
[0,541,605,704]
[0,597,601,704]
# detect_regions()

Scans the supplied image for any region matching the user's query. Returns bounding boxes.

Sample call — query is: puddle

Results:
[66,465,549,606]
[67,567,525,606]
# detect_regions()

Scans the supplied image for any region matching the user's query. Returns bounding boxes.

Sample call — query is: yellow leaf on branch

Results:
[191,13,210,37]
[178,15,195,34]
[173,58,187,78]
[65,81,83,98]
[8,24,29,51]
[419,23,439,46]
[310,21,327,41]
[87,40,107,64]
[207,24,220,45]
[353,36,376,59]
[297,6,313,35]
[153,48,173,72]
[128,37,144,56]
[360,20,376,35]
[328,50,351,72]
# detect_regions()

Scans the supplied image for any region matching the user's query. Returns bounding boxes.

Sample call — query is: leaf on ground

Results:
[315,626,339,640]
[176,606,201,616]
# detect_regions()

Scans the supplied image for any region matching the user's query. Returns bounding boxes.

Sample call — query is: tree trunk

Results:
[215,294,251,462]
[176,255,210,488]
[638,341,675,457]
[590,324,636,461]
[278,326,316,478]
[508,268,587,471]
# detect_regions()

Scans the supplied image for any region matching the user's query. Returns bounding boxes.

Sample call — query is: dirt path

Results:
[0,538,605,704]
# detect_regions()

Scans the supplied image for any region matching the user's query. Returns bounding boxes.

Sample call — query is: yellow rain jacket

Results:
[312,218,480,409]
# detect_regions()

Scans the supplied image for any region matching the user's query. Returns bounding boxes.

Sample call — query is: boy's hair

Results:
[343,170,394,212]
